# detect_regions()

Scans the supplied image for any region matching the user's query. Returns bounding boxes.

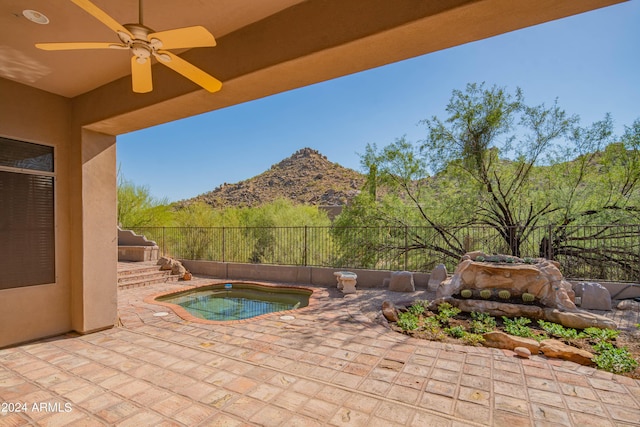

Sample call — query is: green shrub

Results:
[436,303,461,325]
[593,342,639,374]
[537,320,580,340]
[445,325,466,339]
[476,256,485,262]
[407,303,425,316]
[462,333,485,346]
[469,311,496,334]
[583,327,619,343]
[397,311,419,331]
[502,317,536,338]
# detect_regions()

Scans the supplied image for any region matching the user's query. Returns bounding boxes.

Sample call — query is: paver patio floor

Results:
[1,270,639,426]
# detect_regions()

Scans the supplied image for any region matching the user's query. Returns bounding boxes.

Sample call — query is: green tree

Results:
[339,83,640,277]
[117,169,173,227]
[420,82,590,256]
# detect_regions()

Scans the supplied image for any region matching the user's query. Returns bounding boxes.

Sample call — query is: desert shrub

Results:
[397,311,419,331]
[407,303,425,316]
[583,327,619,343]
[537,320,580,340]
[445,326,466,339]
[502,317,537,339]
[436,303,461,325]
[462,333,486,346]
[593,342,639,374]
[469,311,496,334]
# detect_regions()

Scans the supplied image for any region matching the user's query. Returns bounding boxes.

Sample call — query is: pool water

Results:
[157,283,311,321]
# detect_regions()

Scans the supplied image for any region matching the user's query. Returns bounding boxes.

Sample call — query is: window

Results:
[0,137,55,289]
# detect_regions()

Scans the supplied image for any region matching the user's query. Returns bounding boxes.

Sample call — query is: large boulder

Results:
[428,264,447,291]
[437,254,576,311]
[574,282,612,311]
[389,271,415,292]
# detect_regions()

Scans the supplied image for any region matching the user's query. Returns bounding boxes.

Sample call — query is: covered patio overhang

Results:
[0,0,625,347]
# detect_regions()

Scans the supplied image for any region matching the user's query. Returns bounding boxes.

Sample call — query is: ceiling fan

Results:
[35,0,222,94]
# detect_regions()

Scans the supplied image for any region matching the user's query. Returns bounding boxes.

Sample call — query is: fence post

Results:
[304,226,308,266]
[404,225,408,271]
[222,227,226,263]
[162,227,165,257]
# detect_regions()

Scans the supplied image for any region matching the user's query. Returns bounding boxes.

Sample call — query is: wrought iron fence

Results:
[128,224,640,282]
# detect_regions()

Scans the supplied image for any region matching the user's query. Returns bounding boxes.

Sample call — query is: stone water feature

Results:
[434,251,616,330]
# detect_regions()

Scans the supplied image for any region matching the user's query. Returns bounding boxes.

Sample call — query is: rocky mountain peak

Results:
[179,147,365,208]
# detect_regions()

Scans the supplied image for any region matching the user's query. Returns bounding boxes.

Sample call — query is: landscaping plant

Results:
[593,342,639,374]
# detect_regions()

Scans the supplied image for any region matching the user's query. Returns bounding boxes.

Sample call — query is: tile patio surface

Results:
[1,267,640,426]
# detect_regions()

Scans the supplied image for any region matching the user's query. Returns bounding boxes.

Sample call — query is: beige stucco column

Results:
[69,128,118,334]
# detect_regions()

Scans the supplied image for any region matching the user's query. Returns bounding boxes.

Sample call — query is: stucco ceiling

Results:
[1,0,626,135]
[0,0,303,97]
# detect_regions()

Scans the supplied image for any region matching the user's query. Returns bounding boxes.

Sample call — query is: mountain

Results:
[180,148,366,208]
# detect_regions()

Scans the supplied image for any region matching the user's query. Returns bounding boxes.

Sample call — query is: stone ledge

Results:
[118,245,159,262]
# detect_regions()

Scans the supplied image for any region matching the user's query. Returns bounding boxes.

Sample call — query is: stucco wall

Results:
[0,79,118,347]
[0,79,72,347]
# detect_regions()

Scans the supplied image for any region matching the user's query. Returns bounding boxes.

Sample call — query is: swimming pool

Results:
[155,283,312,321]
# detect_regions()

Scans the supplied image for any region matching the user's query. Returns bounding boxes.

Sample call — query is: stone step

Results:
[117,270,172,285]
[118,273,180,290]
[117,261,182,290]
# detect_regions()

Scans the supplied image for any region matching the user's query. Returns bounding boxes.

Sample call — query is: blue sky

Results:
[117,1,639,202]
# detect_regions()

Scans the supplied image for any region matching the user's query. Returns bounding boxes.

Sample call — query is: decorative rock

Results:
[539,339,595,366]
[389,271,415,292]
[617,300,640,311]
[382,300,399,322]
[482,331,540,354]
[171,262,187,277]
[543,308,616,330]
[445,298,545,319]
[437,254,576,311]
[157,256,173,270]
[573,282,612,311]
[513,346,531,358]
[437,297,616,330]
[428,264,447,291]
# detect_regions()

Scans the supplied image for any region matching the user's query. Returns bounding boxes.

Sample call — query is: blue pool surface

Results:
[158,283,311,321]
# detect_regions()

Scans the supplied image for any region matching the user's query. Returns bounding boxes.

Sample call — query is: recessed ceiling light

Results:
[23,9,49,25]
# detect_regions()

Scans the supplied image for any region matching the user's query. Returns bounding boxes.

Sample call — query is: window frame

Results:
[0,136,56,289]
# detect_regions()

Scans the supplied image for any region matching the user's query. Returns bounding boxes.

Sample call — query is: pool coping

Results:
[144,279,328,325]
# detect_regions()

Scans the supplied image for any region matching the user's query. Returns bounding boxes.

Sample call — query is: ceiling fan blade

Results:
[36,42,126,51]
[156,50,222,93]
[70,0,133,38]
[148,26,216,50]
[131,57,152,93]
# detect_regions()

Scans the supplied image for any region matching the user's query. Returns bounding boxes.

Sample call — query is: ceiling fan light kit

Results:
[35,0,222,94]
